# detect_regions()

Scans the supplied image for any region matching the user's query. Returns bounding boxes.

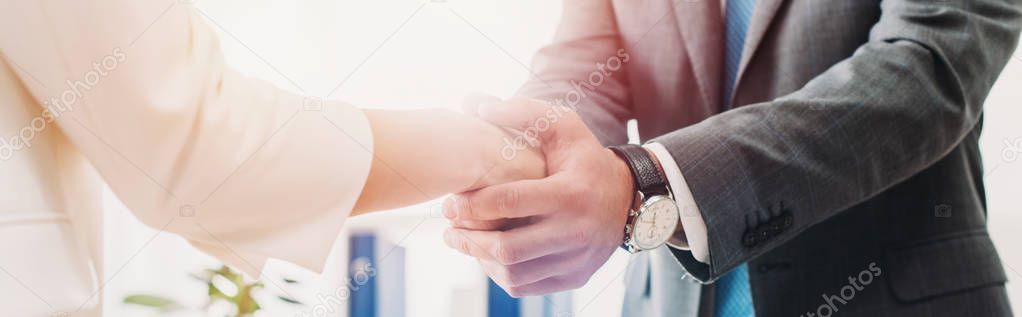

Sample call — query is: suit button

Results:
[781,213,793,227]
[757,262,791,273]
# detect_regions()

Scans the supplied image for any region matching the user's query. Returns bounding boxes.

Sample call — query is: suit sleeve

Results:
[0,0,373,277]
[653,0,1022,281]
[515,0,634,145]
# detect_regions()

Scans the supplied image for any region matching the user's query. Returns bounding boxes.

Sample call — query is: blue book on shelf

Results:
[487,278,520,317]
[487,278,572,317]
[349,232,406,317]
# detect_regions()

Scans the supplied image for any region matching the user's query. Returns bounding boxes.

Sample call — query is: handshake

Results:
[439,96,668,297]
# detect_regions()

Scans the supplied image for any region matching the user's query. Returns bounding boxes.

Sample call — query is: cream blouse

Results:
[0,1,372,315]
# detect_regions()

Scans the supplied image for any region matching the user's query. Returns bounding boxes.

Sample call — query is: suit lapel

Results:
[732,0,786,101]
[671,0,724,112]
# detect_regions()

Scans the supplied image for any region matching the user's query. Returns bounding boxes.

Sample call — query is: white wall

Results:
[982,46,1022,315]
[103,0,1022,316]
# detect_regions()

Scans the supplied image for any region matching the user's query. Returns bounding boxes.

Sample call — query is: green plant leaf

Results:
[123,294,183,311]
[278,295,303,305]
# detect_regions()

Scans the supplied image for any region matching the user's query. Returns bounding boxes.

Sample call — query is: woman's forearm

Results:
[352,108,545,215]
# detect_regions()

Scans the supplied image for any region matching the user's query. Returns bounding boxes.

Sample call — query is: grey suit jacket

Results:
[516,0,1022,316]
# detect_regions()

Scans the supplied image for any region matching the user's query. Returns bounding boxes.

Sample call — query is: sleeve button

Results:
[742,232,758,247]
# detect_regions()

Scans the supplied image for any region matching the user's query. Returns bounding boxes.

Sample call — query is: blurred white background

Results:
[101,0,1022,316]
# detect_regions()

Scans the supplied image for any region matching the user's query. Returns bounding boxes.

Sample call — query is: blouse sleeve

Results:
[0,0,373,276]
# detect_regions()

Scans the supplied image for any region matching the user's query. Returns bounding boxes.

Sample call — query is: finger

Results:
[477,97,591,146]
[443,228,499,262]
[449,219,507,231]
[504,276,575,298]
[476,97,552,130]
[481,249,584,289]
[443,176,569,221]
[443,222,578,265]
[450,217,533,231]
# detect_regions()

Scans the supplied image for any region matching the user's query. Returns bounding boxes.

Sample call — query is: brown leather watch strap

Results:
[608,144,669,197]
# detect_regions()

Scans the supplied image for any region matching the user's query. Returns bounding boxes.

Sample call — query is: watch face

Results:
[631,196,680,250]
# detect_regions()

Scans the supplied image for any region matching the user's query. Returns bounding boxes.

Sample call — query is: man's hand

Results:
[442,98,635,297]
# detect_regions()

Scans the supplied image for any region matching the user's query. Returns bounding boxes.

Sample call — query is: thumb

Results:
[478,98,593,149]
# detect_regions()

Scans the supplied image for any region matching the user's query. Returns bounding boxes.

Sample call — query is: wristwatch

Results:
[608,144,681,254]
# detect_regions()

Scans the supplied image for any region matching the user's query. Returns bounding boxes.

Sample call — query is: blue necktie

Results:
[723,0,755,108]
[716,0,756,316]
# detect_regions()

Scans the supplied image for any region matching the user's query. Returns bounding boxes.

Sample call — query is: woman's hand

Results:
[351,108,546,215]
[464,116,547,192]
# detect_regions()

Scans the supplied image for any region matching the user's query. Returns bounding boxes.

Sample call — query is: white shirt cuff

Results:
[643,143,709,263]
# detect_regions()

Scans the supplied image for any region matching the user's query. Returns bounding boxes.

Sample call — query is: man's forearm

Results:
[653,0,1022,281]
